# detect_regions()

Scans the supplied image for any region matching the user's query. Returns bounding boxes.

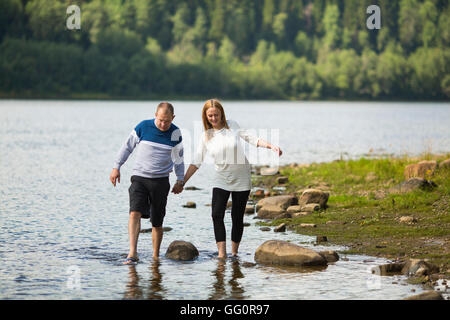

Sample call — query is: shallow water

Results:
[0,100,449,300]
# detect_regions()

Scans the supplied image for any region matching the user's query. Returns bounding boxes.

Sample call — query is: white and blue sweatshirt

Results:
[113,119,185,181]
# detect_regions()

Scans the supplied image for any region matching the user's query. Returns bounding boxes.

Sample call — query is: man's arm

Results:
[171,141,185,194]
[110,130,140,187]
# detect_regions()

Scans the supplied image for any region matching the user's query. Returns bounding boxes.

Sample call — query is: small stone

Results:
[291,212,311,218]
[300,223,317,228]
[318,250,339,263]
[302,203,320,212]
[243,222,251,227]
[184,186,202,190]
[253,189,265,197]
[242,262,257,268]
[316,236,328,242]
[260,167,280,176]
[259,227,271,232]
[245,205,255,214]
[183,202,196,208]
[326,221,345,225]
[399,216,417,224]
[276,176,289,184]
[274,223,287,232]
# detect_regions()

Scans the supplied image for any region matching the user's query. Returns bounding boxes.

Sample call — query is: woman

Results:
[181,99,282,259]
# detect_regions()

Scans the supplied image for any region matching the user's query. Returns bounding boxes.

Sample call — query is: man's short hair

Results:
[156,102,174,115]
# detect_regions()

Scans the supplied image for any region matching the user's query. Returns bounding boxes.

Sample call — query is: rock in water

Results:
[254,240,327,267]
[404,290,444,300]
[165,240,199,261]
[318,251,340,263]
[183,202,197,208]
[274,223,286,232]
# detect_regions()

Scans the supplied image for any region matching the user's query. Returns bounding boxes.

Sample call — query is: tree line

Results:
[0,0,449,100]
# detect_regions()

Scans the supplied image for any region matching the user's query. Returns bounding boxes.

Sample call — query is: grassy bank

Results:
[254,153,450,275]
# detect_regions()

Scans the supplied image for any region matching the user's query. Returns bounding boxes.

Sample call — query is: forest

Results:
[0,0,449,100]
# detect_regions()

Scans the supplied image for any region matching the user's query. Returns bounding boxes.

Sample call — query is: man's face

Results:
[155,110,174,132]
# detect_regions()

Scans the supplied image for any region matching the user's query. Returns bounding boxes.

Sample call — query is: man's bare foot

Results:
[123,256,139,265]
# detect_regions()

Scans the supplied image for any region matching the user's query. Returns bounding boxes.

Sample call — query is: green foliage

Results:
[0,0,449,100]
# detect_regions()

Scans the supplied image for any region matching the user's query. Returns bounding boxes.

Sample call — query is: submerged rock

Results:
[254,240,327,267]
[140,227,172,233]
[184,186,202,190]
[165,240,199,261]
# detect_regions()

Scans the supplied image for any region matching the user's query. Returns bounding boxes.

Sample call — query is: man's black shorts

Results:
[128,175,170,227]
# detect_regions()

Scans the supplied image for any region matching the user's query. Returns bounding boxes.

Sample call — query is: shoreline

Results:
[250,153,450,296]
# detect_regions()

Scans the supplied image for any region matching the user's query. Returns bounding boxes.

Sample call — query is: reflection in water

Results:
[229,259,246,299]
[208,258,247,300]
[123,260,165,300]
[124,265,143,300]
[147,260,165,300]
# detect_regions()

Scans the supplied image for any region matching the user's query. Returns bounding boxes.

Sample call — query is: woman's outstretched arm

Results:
[257,139,283,156]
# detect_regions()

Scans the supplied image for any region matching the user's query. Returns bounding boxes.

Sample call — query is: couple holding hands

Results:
[110,100,282,264]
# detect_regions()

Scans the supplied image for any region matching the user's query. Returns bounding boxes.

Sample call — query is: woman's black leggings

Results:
[211,188,250,243]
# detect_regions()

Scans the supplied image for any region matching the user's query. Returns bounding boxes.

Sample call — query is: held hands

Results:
[171,181,184,194]
[110,168,120,187]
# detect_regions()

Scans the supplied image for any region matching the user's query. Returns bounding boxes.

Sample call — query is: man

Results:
[110,102,184,264]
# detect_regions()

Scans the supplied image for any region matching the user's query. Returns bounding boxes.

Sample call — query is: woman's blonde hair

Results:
[202,99,229,139]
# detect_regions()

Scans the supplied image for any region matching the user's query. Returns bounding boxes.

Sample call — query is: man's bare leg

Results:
[217,241,226,259]
[152,226,163,259]
[125,211,141,264]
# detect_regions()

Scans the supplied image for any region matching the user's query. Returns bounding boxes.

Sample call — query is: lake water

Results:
[0,100,449,300]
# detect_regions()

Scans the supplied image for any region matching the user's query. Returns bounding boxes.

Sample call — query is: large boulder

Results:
[257,205,286,219]
[299,189,329,209]
[165,241,199,261]
[257,195,298,211]
[404,160,437,179]
[256,195,298,219]
[254,240,327,267]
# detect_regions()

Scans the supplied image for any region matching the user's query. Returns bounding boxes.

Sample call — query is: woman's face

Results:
[206,107,222,129]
